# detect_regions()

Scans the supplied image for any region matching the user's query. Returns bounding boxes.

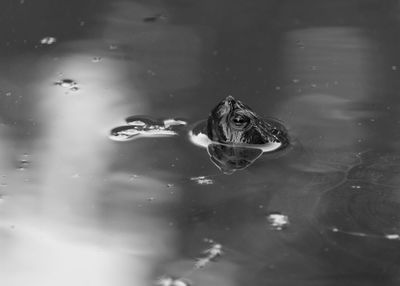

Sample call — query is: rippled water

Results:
[1,1,400,285]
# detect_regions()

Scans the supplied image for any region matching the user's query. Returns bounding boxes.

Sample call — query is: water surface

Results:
[1,1,400,285]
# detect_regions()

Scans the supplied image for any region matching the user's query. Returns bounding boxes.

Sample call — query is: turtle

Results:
[109,95,290,174]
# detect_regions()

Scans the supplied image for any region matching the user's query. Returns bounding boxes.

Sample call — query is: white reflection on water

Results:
[0,0,205,285]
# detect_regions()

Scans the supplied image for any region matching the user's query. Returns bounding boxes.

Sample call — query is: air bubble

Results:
[266,212,289,230]
[40,37,57,45]
[54,79,79,91]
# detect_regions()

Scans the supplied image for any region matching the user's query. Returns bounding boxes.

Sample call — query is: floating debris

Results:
[109,125,176,141]
[40,36,57,45]
[190,176,214,185]
[54,79,79,91]
[155,276,191,286]
[194,241,223,269]
[266,212,290,230]
[110,116,186,142]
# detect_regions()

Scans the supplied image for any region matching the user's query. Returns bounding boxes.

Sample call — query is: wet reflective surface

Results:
[1,0,400,285]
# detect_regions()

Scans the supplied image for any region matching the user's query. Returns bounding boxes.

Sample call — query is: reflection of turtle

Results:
[110,96,290,173]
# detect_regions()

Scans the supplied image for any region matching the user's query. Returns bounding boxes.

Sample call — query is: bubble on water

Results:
[40,36,57,45]
[351,185,361,189]
[91,56,102,63]
[190,176,214,185]
[266,212,289,230]
[54,79,79,91]
[155,276,191,286]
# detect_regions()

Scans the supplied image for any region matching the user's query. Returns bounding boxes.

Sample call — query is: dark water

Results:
[1,0,400,285]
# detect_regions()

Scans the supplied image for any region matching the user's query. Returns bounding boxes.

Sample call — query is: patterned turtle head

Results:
[207,96,288,145]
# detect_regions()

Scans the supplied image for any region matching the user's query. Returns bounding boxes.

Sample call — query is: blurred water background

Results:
[1,0,400,285]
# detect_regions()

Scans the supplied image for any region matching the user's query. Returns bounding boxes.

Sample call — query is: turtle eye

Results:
[230,114,249,128]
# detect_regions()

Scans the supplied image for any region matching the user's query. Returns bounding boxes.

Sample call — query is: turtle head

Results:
[207,96,262,144]
[207,96,289,145]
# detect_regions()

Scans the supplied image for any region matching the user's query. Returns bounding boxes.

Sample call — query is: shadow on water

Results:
[1,0,400,286]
